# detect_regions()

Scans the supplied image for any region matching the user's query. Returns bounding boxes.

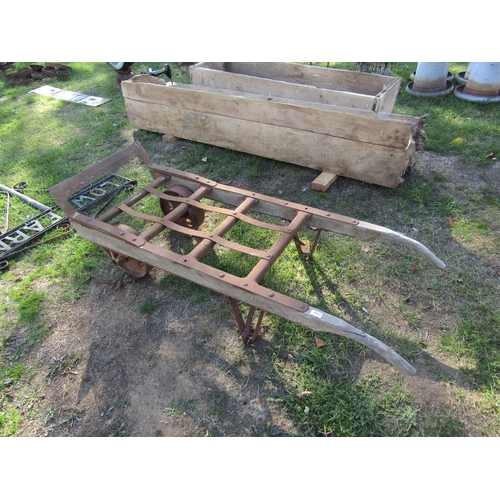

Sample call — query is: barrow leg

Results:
[227,297,266,342]
[293,229,322,260]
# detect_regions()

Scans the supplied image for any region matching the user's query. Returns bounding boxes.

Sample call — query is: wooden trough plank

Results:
[374,80,403,113]
[224,62,398,95]
[122,81,417,150]
[124,99,413,188]
[190,66,377,111]
[192,62,402,112]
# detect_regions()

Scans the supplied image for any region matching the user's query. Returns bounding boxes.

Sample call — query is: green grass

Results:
[442,302,500,391]
[1,62,499,436]
[138,298,156,314]
[272,367,421,437]
[0,361,35,436]
[164,397,197,418]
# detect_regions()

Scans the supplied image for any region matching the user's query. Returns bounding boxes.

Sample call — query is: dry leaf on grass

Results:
[298,391,312,400]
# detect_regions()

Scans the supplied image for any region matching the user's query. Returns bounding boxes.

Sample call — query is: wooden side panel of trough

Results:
[122,77,420,188]
[123,80,417,149]
[190,62,402,112]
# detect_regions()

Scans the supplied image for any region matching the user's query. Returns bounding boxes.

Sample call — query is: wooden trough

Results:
[122,63,425,189]
[49,141,446,376]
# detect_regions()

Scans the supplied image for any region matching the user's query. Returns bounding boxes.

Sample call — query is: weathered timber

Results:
[311,172,339,192]
[122,75,424,188]
[123,80,414,149]
[190,62,402,112]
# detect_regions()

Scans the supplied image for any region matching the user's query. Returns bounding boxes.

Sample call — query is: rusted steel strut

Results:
[49,141,446,376]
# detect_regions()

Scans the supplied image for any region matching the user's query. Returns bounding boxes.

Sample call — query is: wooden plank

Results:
[70,222,419,376]
[211,62,399,96]
[122,81,417,149]
[195,62,225,70]
[374,78,402,112]
[192,62,402,113]
[311,172,339,191]
[190,66,376,111]
[124,99,412,188]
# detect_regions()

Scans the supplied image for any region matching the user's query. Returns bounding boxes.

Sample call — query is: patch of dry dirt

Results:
[20,265,297,437]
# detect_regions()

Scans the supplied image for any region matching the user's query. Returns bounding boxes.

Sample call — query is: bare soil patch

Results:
[22,266,293,437]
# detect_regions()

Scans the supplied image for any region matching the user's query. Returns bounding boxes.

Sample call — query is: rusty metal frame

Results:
[49,141,446,376]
